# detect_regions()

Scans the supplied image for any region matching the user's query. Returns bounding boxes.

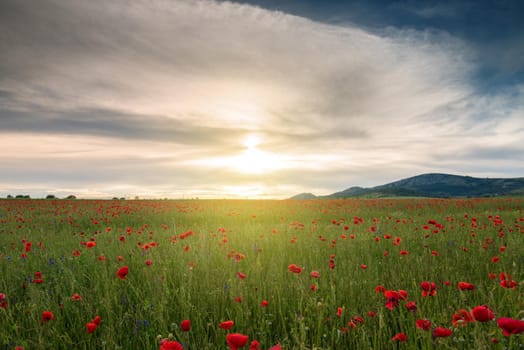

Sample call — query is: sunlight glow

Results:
[243,134,261,149]
[223,184,265,198]
[185,134,288,176]
[236,147,280,174]
[234,135,286,174]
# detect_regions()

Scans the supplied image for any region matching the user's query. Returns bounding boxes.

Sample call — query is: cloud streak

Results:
[0,0,522,198]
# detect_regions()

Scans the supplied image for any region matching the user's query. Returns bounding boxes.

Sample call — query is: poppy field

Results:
[0,197,523,349]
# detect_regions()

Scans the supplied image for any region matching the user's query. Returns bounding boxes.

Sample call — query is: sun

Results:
[233,135,284,174]
[243,134,261,149]
[184,134,287,181]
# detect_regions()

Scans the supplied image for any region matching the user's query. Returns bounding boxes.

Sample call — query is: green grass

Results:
[0,198,522,349]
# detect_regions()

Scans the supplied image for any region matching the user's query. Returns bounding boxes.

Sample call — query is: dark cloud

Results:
[0,107,246,146]
[230,0,524,88]
[0,89,12,98]
[460,147,524,161]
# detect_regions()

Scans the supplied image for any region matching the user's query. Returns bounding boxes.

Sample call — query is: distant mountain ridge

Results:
[289,173,524,199]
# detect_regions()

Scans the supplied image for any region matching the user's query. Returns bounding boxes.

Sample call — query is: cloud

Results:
[399,1,470,19]
[0,0,522,198]
[0,0,472,125]
[0,107,249,146]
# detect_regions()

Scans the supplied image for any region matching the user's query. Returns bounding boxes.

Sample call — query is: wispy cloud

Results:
[399,2,469,19]
[0,0,522,198]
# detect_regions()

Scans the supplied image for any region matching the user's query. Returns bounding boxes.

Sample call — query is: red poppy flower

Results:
[0,293,7,309]
[353,216,363,224]
[159,340,184,350]
[71,293,82,301]
[288,264,302,274]
[179,319,190,331]
[336,307,343,317]
[179,230,194,240]
[226,333,249,350]
[384,290,400,310]
[86,322,97,334]
[92,315,101,326]
[416,319,431,331]
[457,282,475,290]
[329,260,336,269]
[420,281,437,297]
[384,290,400,300]
[405,301,417,312]
[497,317,524,336]
[375,285,386,294]
[237,272,247,280]
[347,320,357,328]
[42,310,55,323]
[432,327,452,337]
[261,300,269,307]
[499,273,518,289]
[392,332,407,342]
[471,305,495,322]
[309,271,320,278]
[117,266,129,280]
[219,320,234,330]
[268,344,281,350]
[86,241,96,248]
[398,290,408,300]
[500,279,518,289]
[32,271,44,284]
[249,340,260,350]
[452,309,474,326]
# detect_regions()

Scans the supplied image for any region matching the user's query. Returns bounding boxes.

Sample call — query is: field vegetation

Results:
[0,198,522,349]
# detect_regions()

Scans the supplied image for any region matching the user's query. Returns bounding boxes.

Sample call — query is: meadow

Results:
[0,197,522,349]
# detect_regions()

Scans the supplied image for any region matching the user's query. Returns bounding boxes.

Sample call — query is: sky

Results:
[1,0,523,199]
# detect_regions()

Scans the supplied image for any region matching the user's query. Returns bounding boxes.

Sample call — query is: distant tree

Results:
[15,194,30,199]
[120,197,126,200]
[112,197,119,200]
[46,195,56,199]
[66,195,77,200]
[6,194,13,199]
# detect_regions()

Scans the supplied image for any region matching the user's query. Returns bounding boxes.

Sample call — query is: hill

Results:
[288,193,318,200]
[290,173,524,199]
